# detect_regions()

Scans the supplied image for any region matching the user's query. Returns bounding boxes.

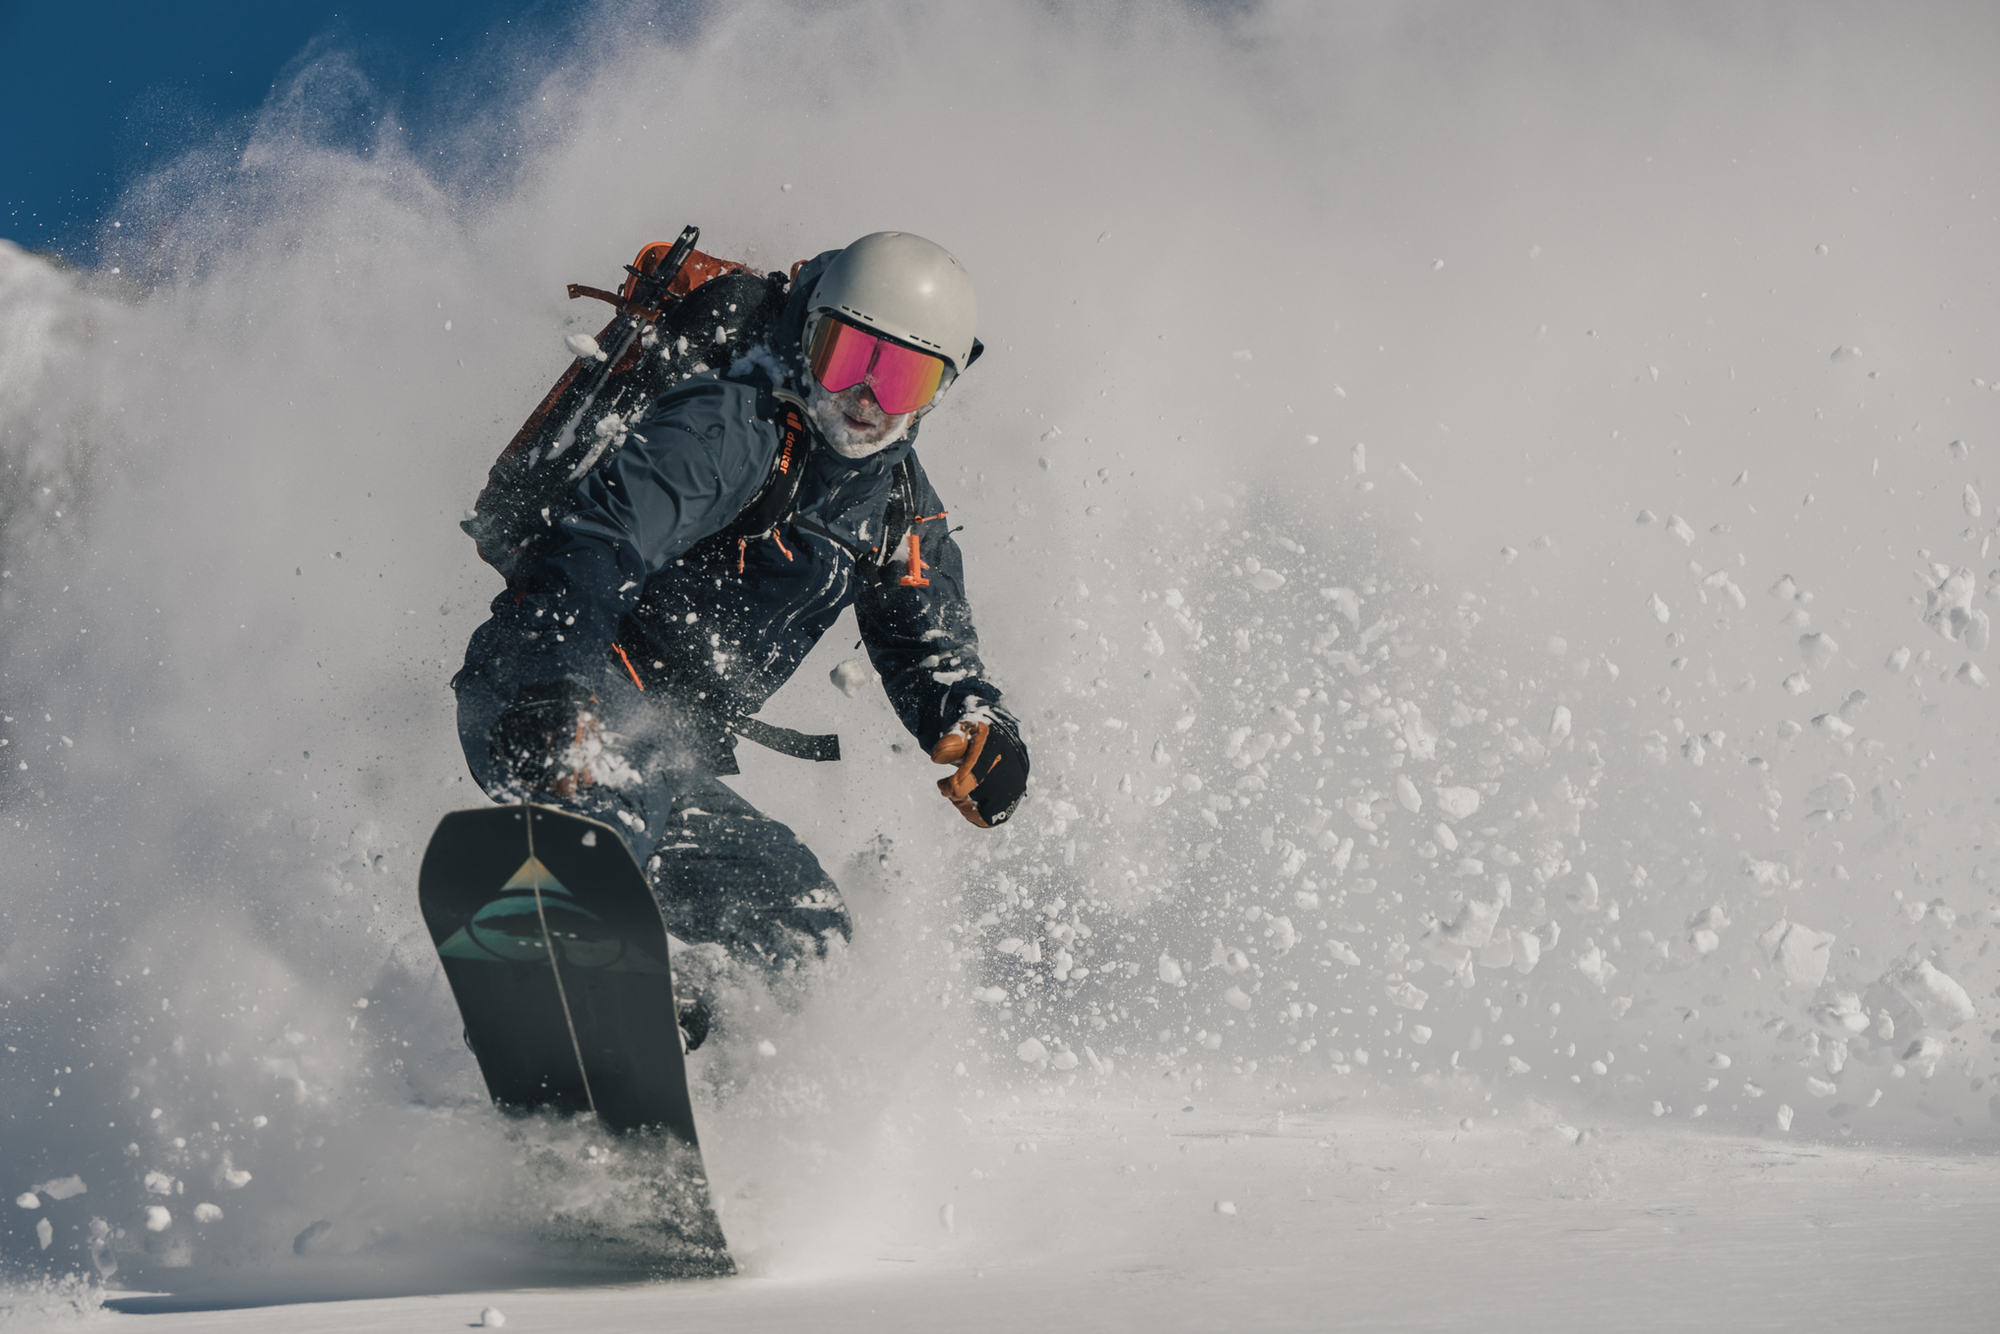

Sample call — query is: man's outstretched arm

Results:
[856,459,1029,827]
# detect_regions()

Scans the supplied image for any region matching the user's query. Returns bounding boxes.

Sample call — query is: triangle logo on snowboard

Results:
[437,855,588,961]
[499,854,572,897]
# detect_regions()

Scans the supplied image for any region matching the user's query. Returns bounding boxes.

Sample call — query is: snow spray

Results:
[1,0,1996,1291]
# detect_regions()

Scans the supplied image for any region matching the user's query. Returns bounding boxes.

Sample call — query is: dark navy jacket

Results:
[455,259,1005,771]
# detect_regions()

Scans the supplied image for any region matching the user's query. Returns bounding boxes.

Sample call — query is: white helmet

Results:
[805,232,979,378]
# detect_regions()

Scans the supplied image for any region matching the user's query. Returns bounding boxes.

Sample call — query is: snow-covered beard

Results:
[806,380,915,458]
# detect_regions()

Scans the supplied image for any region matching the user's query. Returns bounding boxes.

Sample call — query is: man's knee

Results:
[647,798,851,966]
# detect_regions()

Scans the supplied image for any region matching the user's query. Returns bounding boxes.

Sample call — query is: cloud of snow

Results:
[1,0,1997,1291]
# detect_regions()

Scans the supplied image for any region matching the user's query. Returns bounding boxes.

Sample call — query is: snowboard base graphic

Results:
[418,803,732,1276]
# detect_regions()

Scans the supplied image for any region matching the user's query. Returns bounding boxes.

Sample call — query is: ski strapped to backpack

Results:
[462,224,795,582]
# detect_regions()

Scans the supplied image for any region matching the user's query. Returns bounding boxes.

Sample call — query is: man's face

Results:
[807,380,916,459]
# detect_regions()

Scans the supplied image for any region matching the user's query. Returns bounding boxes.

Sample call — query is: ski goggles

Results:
[806,314,950,416]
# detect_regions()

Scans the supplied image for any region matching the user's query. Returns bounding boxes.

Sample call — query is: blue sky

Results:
[0,0,592,259]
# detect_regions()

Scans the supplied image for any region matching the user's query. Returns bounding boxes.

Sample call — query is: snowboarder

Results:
[450,231,1029,1039]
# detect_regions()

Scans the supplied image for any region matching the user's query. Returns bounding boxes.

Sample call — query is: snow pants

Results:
[454,674,852,976]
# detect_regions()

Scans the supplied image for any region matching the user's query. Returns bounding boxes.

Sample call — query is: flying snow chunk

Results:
[1395,775,1422,812]
[1249,568,1287,591]
[1577,944,1617,988]
[829,658,871,696]
[1647,594,1671,624]
[1687,904,1730,954]
[193,1203,223,1223]
[1409,1025,1433,1045]
[1886,646,1912,672]
[1548,705,1572,742]
[1351,443,1367,474]
[564,333,607,362]
[1965,484,1983,518]
[1434,786,1481,821]
[1385,982,1429,1011]
[1702,570,1747,609]
[479,1308,507,1329]
[1158,954,1185,986]
[1323,586,1361,624]
[1666,515,1695,545]
[1776,1104,1795,1132]
[1268,915,1299,955]
[1885,958,1975,1029]
[1016,1038,1050,1067]
[1958,662,1989,689]
[1513,930,1544,978]
[14,1193,37,1210]
[36,1218,51,1249]
[1432,896,1502,957]
[34,1176,85,1201]
[1924,568,1990,649]
[1637,509,1657,524]
[1830,345,1861,360]
[1782,673,1811,696]
[1224,985,1253,1012]
[143,1206,171,1233]
[1215,1200,1239,1215]
[1799,633,1838,668]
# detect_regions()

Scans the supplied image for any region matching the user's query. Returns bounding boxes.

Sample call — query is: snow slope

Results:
[2,0,1998,1323]
[84,1095,2000,1331]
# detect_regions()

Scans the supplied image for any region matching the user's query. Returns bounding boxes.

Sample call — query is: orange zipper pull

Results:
[611,643,645,691]
[899,532,930,587]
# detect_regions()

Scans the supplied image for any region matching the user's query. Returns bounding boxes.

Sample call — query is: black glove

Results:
[929,709,1029,828]
[488,682,597,792]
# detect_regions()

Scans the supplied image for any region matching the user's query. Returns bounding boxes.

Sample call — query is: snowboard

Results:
[418,803,733,1275]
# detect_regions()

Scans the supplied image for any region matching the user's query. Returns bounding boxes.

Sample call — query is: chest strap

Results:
[733,716,841,762]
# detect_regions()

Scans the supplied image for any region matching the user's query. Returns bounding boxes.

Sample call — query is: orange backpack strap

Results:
[467,224,800,581]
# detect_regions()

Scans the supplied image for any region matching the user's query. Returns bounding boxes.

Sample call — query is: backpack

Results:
[462,225,802,581]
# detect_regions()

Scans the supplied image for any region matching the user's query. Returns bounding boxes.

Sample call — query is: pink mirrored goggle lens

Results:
[807,316,947,416]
